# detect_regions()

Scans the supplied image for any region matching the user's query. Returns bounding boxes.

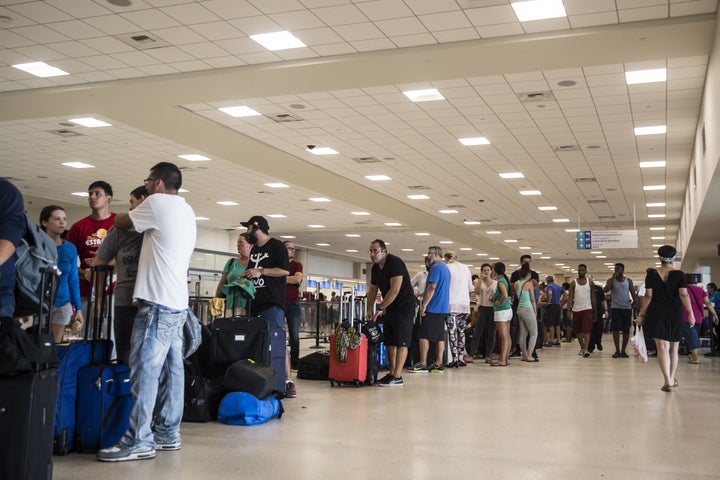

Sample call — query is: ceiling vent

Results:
[575,177,597,183]
[407,185,430,190]
[587,199,607,204]
[266,113,303,123]
[447,204,465,209]
[114,32,171,50]
[310,208,328,212]
[49,129,83,137]
[553,144,580,152]
[518,91,555,103]
[598,215,616,219]
[351,157,381,164]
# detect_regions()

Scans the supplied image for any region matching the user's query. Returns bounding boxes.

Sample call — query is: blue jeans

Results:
[122,301,185,448]
[254,305,284,329]
[683,321,701,350]
[285,301,300,364]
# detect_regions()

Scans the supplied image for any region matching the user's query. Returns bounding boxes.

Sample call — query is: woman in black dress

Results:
[637,245,696,392]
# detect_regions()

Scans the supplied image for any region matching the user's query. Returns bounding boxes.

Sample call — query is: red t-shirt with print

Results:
[66,213,116,297]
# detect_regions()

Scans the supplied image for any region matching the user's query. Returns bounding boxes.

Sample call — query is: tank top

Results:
[572,279,592,312]
[517,279,532,308]
[610,277,632,310]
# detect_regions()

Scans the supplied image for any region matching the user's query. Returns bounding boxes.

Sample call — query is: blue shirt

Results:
[546,282,563,305]
[424,261,450,314]
[0,178,25,317]
[55,240,82,311]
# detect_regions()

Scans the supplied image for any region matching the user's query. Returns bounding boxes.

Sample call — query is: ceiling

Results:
[1,0,718,280]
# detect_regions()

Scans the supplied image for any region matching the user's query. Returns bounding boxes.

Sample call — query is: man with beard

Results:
[412,246,450,374]
[567,264,597,357]
[604,263,640,358]
[366,239,415,386]
[238,216,294,397]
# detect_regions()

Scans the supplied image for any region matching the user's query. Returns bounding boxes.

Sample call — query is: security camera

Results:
[306,145,316,150]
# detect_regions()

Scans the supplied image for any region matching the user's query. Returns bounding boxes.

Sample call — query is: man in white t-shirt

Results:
[98,162,196,463]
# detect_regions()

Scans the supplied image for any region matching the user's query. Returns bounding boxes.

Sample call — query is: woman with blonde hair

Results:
[637,245,695,392]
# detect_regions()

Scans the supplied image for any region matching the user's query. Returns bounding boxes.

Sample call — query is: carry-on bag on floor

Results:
[223,359,276,399]
[297,351,330,380]
[183,356,225,423]
[269,324,286,393]
[54,266,114,455]
[74,265,133,453]
[0,267,60,480]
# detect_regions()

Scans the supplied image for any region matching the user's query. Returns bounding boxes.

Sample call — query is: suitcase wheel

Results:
[329,379,335,387]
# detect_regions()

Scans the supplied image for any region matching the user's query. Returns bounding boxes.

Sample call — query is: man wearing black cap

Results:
[239,216,294,397]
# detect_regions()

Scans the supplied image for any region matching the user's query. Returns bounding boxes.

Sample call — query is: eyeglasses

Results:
[143,177,155,185]
[368,249,383,254]
[286,247,295,250]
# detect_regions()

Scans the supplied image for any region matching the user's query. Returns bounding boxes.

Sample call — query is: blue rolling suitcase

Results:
[269,325,286,394]
[74,265,133,453]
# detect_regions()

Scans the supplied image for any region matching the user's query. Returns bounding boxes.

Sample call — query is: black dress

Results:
[644,269,687,342]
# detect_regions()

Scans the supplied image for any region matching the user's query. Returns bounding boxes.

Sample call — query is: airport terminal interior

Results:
[2,0,720,478]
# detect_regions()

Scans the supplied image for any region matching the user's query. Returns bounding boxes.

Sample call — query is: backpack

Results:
[217,392,284,426]
[13,214,59,317]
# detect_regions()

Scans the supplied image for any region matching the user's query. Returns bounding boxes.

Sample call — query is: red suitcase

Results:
[328,332,368,387]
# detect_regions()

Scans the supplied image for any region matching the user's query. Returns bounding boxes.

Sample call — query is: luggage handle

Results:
[36,266,61,371]
[84,265,114,364]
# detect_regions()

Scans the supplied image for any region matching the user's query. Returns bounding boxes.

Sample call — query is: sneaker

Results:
[456,360,467,367]
[409,362,429,373]
[597,344,603,351]
[583,352,591,358]
[155,439,181,451]
[430,364,445,373]
[620,352,629,358]
[379,376,403,387]
[97,443,156,462]
[612,352,622,358]
[285,381,297,398]
[378,373,394,383]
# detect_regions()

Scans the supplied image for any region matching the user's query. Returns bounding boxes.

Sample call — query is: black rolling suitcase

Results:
[0,267,60,480]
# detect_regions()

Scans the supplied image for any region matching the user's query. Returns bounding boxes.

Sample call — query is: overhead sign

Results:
[576,230,638,249]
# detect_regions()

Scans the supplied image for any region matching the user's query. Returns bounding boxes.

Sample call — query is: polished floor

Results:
[54,335,720,480]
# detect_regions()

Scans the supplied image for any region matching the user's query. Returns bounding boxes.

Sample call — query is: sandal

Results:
[490,362,508,367]
[661,385,672,392]
[673,379,679,387]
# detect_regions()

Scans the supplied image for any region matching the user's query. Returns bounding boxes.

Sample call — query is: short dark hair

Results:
[371,239,387,251]
[39,205,64,232]
[481,263,492,270]
[546,275,554,283]
[130,185,148,200]
[88,180,113,197]
[578,263,587,269]
[708,283,717,290]
[150,162,182,191]
[615,263,625,270]
[520,254,531,263]
[493,262,506,275]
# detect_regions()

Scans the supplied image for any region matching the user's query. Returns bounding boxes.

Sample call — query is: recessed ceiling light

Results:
[651,236,666,240]
[62,162,95,169]
[345,234,361,238]
[459,137,491,146]
[531,252,542,255]
[13,61,69,77]
[463,220,481,225]
[309,197,331,202]
[267,214,286,218]
[346,249,359,253]
[643,185,666,191]
[439,241,453,244]
[486,231,502,234]
[219,105,261,117]
[402,88,444,102]
[552,218,570,223]
[401,248,415,252]
[68,117,111,128]
[414,232,431,236]
[407,194,430,200]
[195,217,209,221]
[216,201,238,206]
[625,68,667,85]
[250,31,306,51]
[476,253,488,256]
[540,256,551,259]
[538,206,557,211]
[504,239,518,243]
[280,235,296,239]
[316,243,330,247]
[640,161,666,168]
[439,209,458,214]
[565,228,580,232]
[365,175,391,181]
[519,246,531,250]
[555,263,565,266]
[460,247,472,251]
[179,154,210,161]
[590,251,602,254]
[652,244,663,247]
[499,172,524,179]
[648,214,666,218]
[511,0,567,22]
[646,202,666,207]
[520,190,541,196]
[308,224,325,228]
[351,211,370,216]
[71,192,89,197]
[264,182,289,188]
[595,255,607,259]
[649,227,666,231]
[308,147,338,155]
[384,222,402,227]
[634,125,666,136]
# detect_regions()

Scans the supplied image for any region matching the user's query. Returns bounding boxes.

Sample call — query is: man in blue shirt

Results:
[544,276,563,347]
[412,246,450,373]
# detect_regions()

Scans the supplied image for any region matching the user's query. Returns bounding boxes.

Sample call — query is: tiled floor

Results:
[54,335,720,480]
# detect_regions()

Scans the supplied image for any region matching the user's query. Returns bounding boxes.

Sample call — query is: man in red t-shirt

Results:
[66,181,116,299]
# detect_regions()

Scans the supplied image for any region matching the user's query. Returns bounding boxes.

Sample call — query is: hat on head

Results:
[241,215,269,233]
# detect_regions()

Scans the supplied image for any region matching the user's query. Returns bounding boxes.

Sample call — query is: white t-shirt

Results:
[446,261,473,314]
[130,193,196,310]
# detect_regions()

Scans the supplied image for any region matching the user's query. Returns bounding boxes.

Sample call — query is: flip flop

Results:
[490,362,508,367]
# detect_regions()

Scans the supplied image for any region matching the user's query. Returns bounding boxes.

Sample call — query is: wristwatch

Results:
[258,267,264,275]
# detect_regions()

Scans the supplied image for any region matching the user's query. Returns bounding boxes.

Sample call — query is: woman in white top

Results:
[444,251,474,367]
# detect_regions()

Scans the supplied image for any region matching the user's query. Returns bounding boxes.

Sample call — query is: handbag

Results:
[631,326,648,363]
[183,309,202,359]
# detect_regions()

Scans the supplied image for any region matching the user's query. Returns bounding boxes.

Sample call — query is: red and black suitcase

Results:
[329,289,368,387]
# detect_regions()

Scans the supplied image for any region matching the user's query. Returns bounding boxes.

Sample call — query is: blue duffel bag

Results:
[217,392,283,426]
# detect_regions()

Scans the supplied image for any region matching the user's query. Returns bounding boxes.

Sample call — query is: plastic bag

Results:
[632,326,648,363]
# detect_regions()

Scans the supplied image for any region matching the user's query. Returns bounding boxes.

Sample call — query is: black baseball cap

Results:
[241,215,269,233]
